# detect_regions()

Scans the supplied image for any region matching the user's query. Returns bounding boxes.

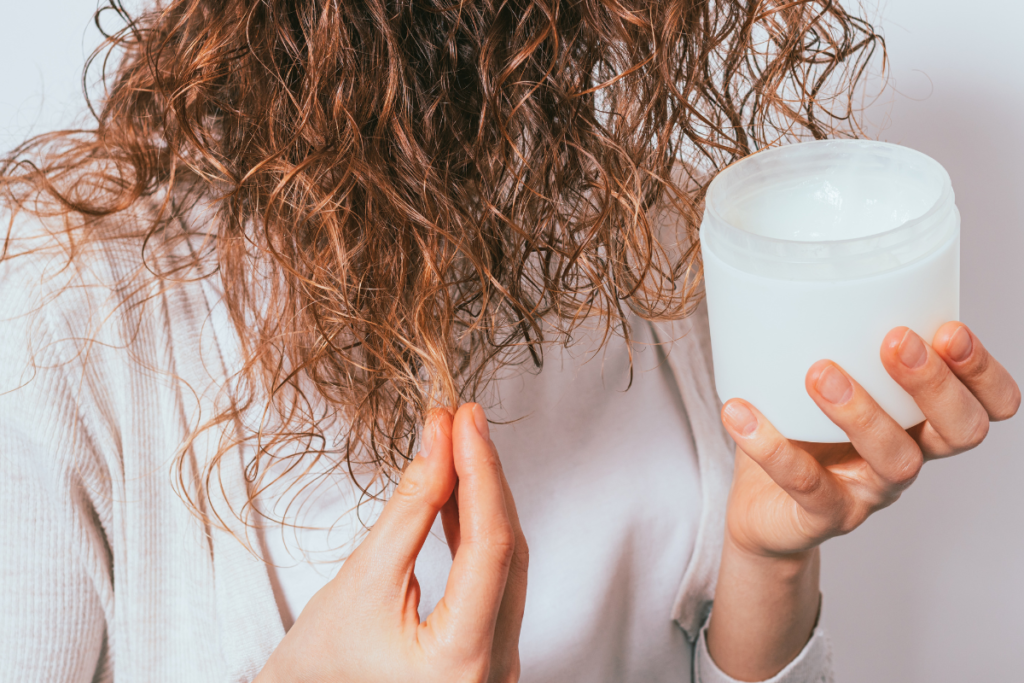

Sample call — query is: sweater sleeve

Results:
[693,614,834,683]
[0,250,110,682]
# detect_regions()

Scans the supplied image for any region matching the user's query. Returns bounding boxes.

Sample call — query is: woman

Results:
[0,1,1017,681]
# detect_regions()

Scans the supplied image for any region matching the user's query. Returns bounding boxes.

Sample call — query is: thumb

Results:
[358,410,457,583]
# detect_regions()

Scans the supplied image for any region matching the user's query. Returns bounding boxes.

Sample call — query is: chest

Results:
[262,325,703,682]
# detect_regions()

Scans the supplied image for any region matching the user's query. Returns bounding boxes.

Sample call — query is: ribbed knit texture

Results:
[0,204,832,682]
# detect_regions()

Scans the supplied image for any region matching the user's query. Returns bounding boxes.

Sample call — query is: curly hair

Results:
[1,0,882,530]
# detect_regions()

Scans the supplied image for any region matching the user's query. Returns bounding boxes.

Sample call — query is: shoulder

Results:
[0,190,221,475]
[1,189,203,330]
[0,186,217,352]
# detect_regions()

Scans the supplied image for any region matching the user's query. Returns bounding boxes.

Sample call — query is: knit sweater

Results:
[0,201,832,682]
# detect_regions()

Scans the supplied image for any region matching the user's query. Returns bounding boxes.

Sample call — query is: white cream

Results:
[724,172,937,241]
[700,140,960,442]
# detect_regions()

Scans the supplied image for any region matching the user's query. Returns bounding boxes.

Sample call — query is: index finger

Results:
[358,410,456,580]
[425,403,515,655]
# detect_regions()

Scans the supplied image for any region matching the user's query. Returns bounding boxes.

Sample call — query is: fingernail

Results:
[898,329,928,370]
[419,419,436,458]
[471,404,491,441]
[947,325,973,363]
[815,364,854,405]
[723,401,758,437]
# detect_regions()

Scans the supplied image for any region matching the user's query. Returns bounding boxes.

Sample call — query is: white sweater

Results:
[0,202,831,682]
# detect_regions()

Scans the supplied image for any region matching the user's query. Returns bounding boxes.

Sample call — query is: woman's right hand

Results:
[254,403,529,683]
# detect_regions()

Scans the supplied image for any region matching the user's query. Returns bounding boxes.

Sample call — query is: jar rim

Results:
[700,139,959,280]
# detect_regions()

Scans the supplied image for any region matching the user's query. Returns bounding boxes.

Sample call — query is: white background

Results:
[2,2,1022,681]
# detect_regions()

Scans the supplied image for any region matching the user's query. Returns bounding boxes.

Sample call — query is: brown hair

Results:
[1,0,881,529]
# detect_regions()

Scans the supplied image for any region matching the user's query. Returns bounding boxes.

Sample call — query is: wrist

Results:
[707,532,821,680]
[722,528,818,579]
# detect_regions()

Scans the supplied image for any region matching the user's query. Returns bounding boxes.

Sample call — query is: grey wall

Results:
[3,2,1021,681]
[1,3,104,154]
[820,2,1024,681]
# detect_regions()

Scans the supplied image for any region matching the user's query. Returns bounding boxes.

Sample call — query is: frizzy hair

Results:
[1,0,882,530]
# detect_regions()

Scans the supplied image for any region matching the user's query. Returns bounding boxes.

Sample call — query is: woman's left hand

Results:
[721,321,1020,559]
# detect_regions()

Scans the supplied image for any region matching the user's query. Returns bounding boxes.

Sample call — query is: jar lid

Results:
[699,140,959,280]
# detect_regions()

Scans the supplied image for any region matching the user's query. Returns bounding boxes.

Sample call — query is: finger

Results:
[805,360,924,496]
[720,399,846,519]
[880,327,991,457]
[427,403,514,654]
[403,571,423,626]
[931,322,1021,421]
[359,410,456,581]
[440,482,461,558]
[488,462,529,682]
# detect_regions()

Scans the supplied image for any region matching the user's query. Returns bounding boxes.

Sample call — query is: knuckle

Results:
[835,501,876,532]
[488,524,517,565]
[959,412,990,450]
[818,498,858,537]
[836,510,864,536]
[992,385,1022,421]
[925,362,957,393]
[394,471,426,502]
[845,404,878,436]
[788,465,823,497]
[393,466,445,509]
[888,450,924,487]
[758,437,789,469]
[511,537,530,574]
[963,347,992,381]
[871,487,903,512]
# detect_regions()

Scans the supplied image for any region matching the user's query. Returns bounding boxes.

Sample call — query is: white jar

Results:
[699,140,960,442]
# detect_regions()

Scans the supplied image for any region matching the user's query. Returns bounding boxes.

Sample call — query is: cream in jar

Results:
[700,140,960,442]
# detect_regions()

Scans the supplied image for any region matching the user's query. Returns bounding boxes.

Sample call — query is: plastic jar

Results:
[699,139,960,442]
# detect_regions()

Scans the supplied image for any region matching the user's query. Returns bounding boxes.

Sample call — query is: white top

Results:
[0,202,833,682]
[231,301,705,679]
